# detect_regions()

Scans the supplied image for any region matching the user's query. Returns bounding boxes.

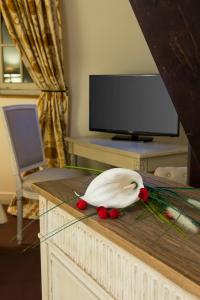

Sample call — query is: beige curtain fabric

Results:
[8,197,39,220]
[0,0,68,167]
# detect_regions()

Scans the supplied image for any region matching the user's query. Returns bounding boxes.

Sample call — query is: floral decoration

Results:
[21,166,200,253]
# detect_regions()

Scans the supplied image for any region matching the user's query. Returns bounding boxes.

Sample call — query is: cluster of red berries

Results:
[96,207,120,219]
[76,187,150,219]
[76,199,120,219]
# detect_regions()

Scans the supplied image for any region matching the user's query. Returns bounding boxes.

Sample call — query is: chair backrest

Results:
[2,105,45,173]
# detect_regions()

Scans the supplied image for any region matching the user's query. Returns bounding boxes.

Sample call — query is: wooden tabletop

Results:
[33,172,200,298]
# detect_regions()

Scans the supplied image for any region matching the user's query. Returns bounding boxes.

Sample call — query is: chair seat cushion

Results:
[22,168,84,194]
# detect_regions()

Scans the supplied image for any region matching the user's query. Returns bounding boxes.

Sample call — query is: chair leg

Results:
[17,196,23,245]
[0,204,8,224]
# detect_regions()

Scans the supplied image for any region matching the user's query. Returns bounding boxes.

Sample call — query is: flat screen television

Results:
[89,74,179,142]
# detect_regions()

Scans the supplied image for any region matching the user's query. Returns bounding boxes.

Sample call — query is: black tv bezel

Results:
[89,74,180,138]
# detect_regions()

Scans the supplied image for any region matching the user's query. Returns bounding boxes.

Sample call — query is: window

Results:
[0,15,39,95]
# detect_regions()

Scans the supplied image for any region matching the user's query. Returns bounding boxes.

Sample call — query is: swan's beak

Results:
[123,182,137,190]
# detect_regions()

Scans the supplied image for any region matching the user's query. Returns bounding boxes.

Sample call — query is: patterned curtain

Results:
[0,0,68,167]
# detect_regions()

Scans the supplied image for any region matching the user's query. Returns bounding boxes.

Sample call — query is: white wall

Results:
[61,0,187,144]
[0,0,188,195]
[61,0,157,136]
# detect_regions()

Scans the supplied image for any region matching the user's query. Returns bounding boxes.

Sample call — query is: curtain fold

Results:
[0,0,68,167]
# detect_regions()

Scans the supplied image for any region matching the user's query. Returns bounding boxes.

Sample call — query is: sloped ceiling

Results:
[129,0,200,186]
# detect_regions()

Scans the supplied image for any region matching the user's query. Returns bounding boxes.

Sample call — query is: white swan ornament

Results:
[80,168,144,208]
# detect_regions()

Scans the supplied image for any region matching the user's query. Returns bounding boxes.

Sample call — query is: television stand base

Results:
[112,135,153,142]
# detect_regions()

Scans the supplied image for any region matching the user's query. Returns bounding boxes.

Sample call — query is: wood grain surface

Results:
[33,173,200,298]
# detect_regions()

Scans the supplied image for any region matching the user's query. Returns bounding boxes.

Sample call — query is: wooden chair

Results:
[2,104,82,244]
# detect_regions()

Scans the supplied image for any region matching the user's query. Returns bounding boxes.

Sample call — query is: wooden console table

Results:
[33,173,200,300]
[66,137,188,172]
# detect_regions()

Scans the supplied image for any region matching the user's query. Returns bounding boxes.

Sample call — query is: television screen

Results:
[89,74,179,139]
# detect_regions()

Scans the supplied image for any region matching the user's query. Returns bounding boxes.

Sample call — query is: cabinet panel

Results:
[48,246,113,300]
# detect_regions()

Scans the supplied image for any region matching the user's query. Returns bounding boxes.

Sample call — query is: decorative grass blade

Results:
[134,205,151,221]
[35,209,84,242]
[140,201,163,223]
[21,211,97,253]
[141,201,187,239]
[135,211,150,221]
[131,211,152,225]
[155,187,200,210]
[148,191,200,231]
[150,193,172,209]
[157,187,200,190]
[146,184,200,211]
[64,165,103,174]
[151,211,183,244]
[11,193,79,243]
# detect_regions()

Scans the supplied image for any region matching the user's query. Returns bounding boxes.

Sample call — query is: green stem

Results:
[22,211,98,253]
[11,196,77,242]
[134,206,151,221]
[64,165,103,174]
[157,186,200,190]
[141,201,187,238]
[152,211,185,244]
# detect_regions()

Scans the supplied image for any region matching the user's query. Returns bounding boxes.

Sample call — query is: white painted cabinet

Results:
[48,248,107,300]
[38,195,199,300]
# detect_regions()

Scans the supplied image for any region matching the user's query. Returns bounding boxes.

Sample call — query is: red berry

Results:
[76,199,88,210]
[96,206,103,212]
[98,207,109,219]
[138,187,149,202]
[109,208,120,219]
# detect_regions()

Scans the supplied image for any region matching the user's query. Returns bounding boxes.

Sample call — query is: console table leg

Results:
[70,154,78,166]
